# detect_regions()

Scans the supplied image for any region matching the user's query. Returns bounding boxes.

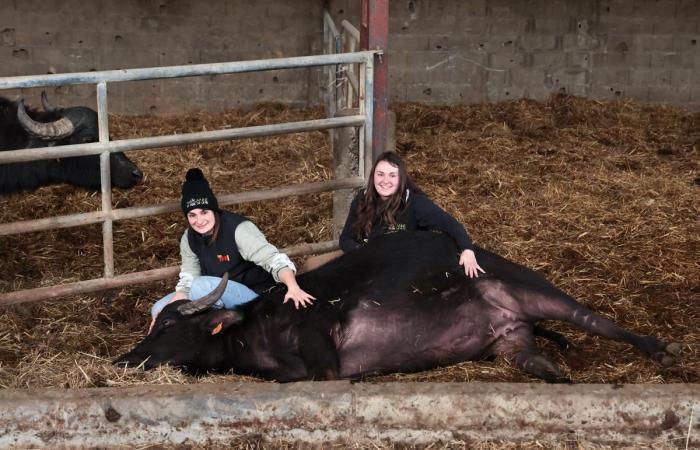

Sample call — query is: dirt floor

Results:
[0,95,698,392]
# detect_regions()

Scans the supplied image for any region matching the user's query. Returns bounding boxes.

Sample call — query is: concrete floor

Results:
[0,381,697,448]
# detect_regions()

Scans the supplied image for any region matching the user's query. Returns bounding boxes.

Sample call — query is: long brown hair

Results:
[352,151,421,239]
[209,210,221,245]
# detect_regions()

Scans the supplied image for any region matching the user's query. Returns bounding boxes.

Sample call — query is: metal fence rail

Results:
[0,52,374,90]
[0,51,376,305]
[0,115,366,165]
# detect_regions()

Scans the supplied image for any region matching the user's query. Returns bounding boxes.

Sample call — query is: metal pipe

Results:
[327,46,337,119]
[347,68,359,102]
[323,9,340,38]
[97,82,114,278]
[96,82,110,144]
[346,39,358,107]
[0,52,376,90]
[363,55,375,177]
[0,240,340,306]
[0,115,367,164]
[323,11,332,117]
[100,152,114,278]
[360,0,389,160]
[0,267,180,306]
[358,59,367,179]
[334,35,343,112]
[341,20,361,42]
[0,177,365,236]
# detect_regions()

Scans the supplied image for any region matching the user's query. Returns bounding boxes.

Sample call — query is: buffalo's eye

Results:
[160,318,174,328]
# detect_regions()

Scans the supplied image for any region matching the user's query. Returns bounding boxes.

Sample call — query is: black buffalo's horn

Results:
[177,272,229,316]
[17,99,74,140]
[40,91,56,113]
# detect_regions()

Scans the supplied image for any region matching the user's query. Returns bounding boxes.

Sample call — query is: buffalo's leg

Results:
[496,327,571,383]
[516,287,680,365]
[534,325,571,351]
[515,349,571,383]
[298,324,340,380]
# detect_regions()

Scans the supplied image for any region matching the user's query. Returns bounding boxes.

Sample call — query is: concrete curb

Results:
[0,382,697,448]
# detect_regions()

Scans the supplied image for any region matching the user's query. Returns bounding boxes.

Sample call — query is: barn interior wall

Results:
[0,0,324,114]
[329,0,700,110]
[1,0,699,113]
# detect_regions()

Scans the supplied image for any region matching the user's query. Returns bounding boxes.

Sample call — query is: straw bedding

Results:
[0,95,697,393]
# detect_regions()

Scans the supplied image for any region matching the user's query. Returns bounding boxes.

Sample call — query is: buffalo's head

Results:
[115,275,243,373]
[115,303,244,373]
[18,94,143,189]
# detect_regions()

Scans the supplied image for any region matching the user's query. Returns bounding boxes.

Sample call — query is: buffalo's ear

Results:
[204,310,244,335]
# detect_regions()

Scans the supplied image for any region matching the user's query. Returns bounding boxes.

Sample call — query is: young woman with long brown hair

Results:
[338,151,483,278]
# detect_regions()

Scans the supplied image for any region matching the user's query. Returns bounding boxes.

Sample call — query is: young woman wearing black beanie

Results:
[150,168,314,331]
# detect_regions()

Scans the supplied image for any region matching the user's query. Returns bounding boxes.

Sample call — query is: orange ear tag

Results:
[211,322,223,335]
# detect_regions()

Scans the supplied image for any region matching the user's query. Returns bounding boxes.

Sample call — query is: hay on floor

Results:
[0,95,697,389]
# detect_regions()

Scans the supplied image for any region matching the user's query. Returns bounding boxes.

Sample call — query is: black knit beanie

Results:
[181,168,219,214]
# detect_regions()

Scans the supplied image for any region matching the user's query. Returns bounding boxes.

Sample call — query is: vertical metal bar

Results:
[360,0,389,160]
[328,44,336,118]
[347,39,356,108]
[358,58,366,180]
[363,54,374,179]
[97,82,114,278]
[323,13,336,176]
[360,0,369,49]
[340,29,347,109]
[334,34,342,111]
[324,14,337,119]
[323,15,331,116]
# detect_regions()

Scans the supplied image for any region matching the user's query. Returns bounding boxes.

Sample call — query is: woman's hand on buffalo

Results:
[283,285,316,309]
[459,249,485,278]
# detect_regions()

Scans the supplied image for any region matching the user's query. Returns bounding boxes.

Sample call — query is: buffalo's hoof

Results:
[654,343,681,367]
[666,342,682,356]
[660,355,675,366]
[657,342,682,366]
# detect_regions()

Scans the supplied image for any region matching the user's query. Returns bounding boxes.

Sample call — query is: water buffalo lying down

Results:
[116,231,680,382]
[0,93,142,194]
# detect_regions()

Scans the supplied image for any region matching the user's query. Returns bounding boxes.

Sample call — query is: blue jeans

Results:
[151,276,258,318]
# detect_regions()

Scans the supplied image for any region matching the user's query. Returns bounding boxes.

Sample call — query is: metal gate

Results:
[0,51,377,306]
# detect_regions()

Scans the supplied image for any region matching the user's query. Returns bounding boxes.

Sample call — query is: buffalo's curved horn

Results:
[40,91,56,113]
[17,99,74,140]
[177,272,229,316]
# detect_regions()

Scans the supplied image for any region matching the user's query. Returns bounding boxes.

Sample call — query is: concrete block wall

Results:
[0,0,324,114]
[1,0,699,112]
[329,0,700,110]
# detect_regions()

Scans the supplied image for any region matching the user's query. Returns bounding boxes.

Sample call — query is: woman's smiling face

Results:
[373,160,400,199]
[187,208,215,234]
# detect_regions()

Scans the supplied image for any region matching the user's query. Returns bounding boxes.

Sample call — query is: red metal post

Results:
[360,0,389,160]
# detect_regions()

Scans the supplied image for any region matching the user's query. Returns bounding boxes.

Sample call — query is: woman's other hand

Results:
[459,249,485,278]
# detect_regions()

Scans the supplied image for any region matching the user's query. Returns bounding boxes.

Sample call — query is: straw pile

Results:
[0,95,697,391]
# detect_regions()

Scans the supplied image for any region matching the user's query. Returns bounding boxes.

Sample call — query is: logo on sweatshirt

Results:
[217,254,230,262]
[387,223,407,233]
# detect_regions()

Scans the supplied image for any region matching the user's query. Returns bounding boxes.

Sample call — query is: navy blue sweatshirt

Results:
[339,189,474,253]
